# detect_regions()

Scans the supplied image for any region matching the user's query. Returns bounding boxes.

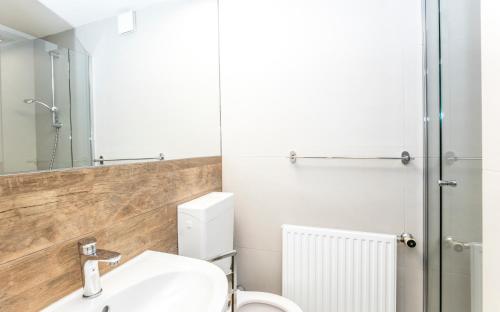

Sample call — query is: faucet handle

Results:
[78,237,97,255]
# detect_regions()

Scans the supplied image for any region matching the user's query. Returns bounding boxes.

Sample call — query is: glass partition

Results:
[426,1,482,311]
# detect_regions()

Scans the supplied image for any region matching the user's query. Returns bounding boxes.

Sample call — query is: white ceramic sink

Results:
[42,251,228,312]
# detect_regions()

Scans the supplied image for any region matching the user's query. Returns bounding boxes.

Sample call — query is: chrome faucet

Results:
[78,237,122,298]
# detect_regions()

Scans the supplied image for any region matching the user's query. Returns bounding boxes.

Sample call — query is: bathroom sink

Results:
[42,251,228,312]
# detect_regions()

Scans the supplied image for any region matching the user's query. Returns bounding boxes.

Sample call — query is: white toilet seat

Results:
[236,291,303,312]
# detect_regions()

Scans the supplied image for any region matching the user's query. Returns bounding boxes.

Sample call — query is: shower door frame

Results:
[423,0,437,311]
[423,1,431,312]
[424,0,443,311]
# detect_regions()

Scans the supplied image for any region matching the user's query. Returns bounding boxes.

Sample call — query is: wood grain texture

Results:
[0,157,222,312]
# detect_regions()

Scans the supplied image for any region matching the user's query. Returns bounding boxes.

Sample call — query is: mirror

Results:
[0,28,92,173]
[0,0,221,175]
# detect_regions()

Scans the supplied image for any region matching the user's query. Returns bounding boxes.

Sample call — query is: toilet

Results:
[178,192,303,312]
[236,290,302,312]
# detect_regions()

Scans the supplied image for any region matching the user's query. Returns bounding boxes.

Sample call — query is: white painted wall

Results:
[0,40,38,173]
[219,0,424,311]
[481,1,500,311]
[74,0,221,160]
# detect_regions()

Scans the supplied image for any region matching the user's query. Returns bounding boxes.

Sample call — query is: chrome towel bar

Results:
[448,157,482,161]
[289,151,413,165]
[444,151,482,164]
[94,153,165,165]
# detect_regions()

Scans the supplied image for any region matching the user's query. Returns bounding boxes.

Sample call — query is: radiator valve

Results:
[398,232,417,248]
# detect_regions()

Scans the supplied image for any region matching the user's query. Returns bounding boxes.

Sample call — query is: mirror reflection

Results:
[0,29,92,174]
[0,0,221,175]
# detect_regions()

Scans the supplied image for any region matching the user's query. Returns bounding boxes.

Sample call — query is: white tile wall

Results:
[236,247,282,294]
[481,1,500,311]
[220,0,424,311]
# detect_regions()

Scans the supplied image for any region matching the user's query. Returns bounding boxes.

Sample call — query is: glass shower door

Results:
[439,1,482,312]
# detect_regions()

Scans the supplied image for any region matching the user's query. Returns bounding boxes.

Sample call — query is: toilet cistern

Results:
[78,237,121,298]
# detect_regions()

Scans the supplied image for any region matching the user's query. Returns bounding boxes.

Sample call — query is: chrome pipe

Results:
[206,250,237,312]
[206,250,237,263]
[49,50,62,128]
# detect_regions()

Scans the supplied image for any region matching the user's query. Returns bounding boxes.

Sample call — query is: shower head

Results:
[23,99,62,128]
[23,99,55,112]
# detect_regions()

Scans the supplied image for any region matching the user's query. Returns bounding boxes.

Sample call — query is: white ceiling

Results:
[37,0,171,28]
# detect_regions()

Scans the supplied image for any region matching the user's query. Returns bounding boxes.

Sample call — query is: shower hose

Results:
[49,127,60,170]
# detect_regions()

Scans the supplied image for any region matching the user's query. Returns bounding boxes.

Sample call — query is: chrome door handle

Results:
[438,180,457,187]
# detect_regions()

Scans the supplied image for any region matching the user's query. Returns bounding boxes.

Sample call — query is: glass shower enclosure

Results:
[0,32,92,175]
[426,1,482,312]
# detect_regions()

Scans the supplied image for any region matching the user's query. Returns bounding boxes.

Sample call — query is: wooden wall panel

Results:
[0,157,222,312]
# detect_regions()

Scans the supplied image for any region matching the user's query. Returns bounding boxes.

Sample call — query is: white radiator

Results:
[282,225,397,312]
